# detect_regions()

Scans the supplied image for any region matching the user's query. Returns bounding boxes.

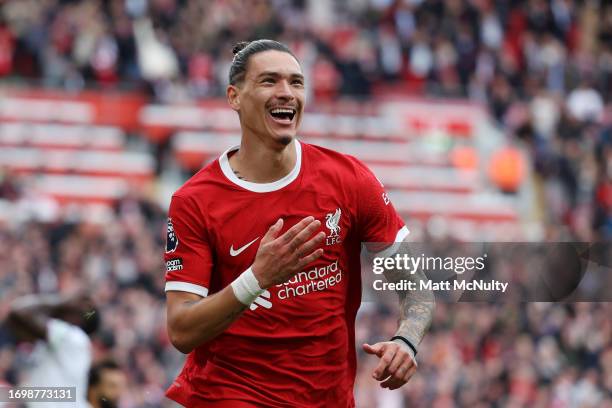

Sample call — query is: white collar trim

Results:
[219,140,302,193]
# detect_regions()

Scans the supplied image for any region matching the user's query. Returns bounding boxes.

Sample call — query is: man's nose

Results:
[275,80,294,100]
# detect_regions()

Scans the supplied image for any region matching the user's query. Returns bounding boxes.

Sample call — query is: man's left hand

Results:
[362,340,417,390]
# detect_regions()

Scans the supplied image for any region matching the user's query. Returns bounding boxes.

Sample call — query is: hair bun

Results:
[232,41,250,56]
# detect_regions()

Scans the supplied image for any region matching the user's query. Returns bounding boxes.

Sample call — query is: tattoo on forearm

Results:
[383,249,435,348]
[396,298,434,348]
[223,304,248,324]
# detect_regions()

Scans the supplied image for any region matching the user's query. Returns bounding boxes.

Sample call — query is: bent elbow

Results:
[175,343,194,355]
[168,330,194,354]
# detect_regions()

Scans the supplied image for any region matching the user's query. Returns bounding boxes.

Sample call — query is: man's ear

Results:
[227,84,240,111]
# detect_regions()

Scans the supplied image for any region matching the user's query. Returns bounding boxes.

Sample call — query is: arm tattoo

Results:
[223,304,248,323]
[382,243,435,349]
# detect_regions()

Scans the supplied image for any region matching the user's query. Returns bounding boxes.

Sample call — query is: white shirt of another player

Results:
[21,319,92,408]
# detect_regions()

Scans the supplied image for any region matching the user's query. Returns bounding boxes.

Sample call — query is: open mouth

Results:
[268,107,296,124]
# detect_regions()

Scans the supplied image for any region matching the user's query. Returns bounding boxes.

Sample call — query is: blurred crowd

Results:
[0,0,611,102]
[0,0,610,239]
[0,198,610,407]
[0,194,181,407]
[357,301,612,407]
[0,0,611,406]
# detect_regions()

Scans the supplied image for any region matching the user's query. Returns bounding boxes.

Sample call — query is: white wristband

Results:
[231,267,265,305]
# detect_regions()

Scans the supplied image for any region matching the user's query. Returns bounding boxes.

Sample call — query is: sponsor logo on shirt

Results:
[247,260,344,312]
[249,290,272,311]
[166,258,183,272]
[276,260,342,300]
[166,218,179,253]
[325,208,342,245]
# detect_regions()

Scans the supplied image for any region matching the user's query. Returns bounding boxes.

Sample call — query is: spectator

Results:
[87,360,126,408]
[7,293,100,408]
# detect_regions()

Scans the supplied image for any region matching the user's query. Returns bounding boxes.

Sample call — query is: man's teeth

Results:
[270,108,294,115]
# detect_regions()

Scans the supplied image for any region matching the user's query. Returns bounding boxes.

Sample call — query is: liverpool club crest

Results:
[325,208,342,245]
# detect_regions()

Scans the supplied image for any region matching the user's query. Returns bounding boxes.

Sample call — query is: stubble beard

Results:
[277,135,292,146]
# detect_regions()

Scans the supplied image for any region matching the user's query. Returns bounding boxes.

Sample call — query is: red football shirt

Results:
[164,140,408,407]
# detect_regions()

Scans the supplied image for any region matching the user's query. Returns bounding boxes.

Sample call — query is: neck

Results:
[229,136,297,183]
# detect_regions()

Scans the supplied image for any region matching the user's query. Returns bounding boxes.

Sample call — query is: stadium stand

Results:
[0,0,610,406]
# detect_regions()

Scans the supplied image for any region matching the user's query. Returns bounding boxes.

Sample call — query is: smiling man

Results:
[164,39,434,407]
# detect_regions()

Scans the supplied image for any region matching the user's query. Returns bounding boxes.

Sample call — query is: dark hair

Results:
[229,39,299,85]
[88,360,122,388]
[81,307,101,335]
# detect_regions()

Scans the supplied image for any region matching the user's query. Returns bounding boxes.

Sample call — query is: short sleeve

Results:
[24,319,91,404]
[353,160,409,256]
[47,319,90,352]
[46,319,91,376]
[164,195,214,297]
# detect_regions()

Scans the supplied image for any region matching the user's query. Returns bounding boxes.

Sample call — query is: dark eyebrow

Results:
[256,71,304,81]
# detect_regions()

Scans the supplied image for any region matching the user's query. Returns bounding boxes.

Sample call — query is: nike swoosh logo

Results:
[230,237,260,257]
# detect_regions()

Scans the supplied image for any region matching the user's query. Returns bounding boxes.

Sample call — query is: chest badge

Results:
[325,208,342,245]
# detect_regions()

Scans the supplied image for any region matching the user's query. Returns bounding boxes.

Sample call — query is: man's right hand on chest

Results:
[251,216,326,289]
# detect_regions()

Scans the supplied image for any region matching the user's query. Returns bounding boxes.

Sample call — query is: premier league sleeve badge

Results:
[166,218,179,253]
